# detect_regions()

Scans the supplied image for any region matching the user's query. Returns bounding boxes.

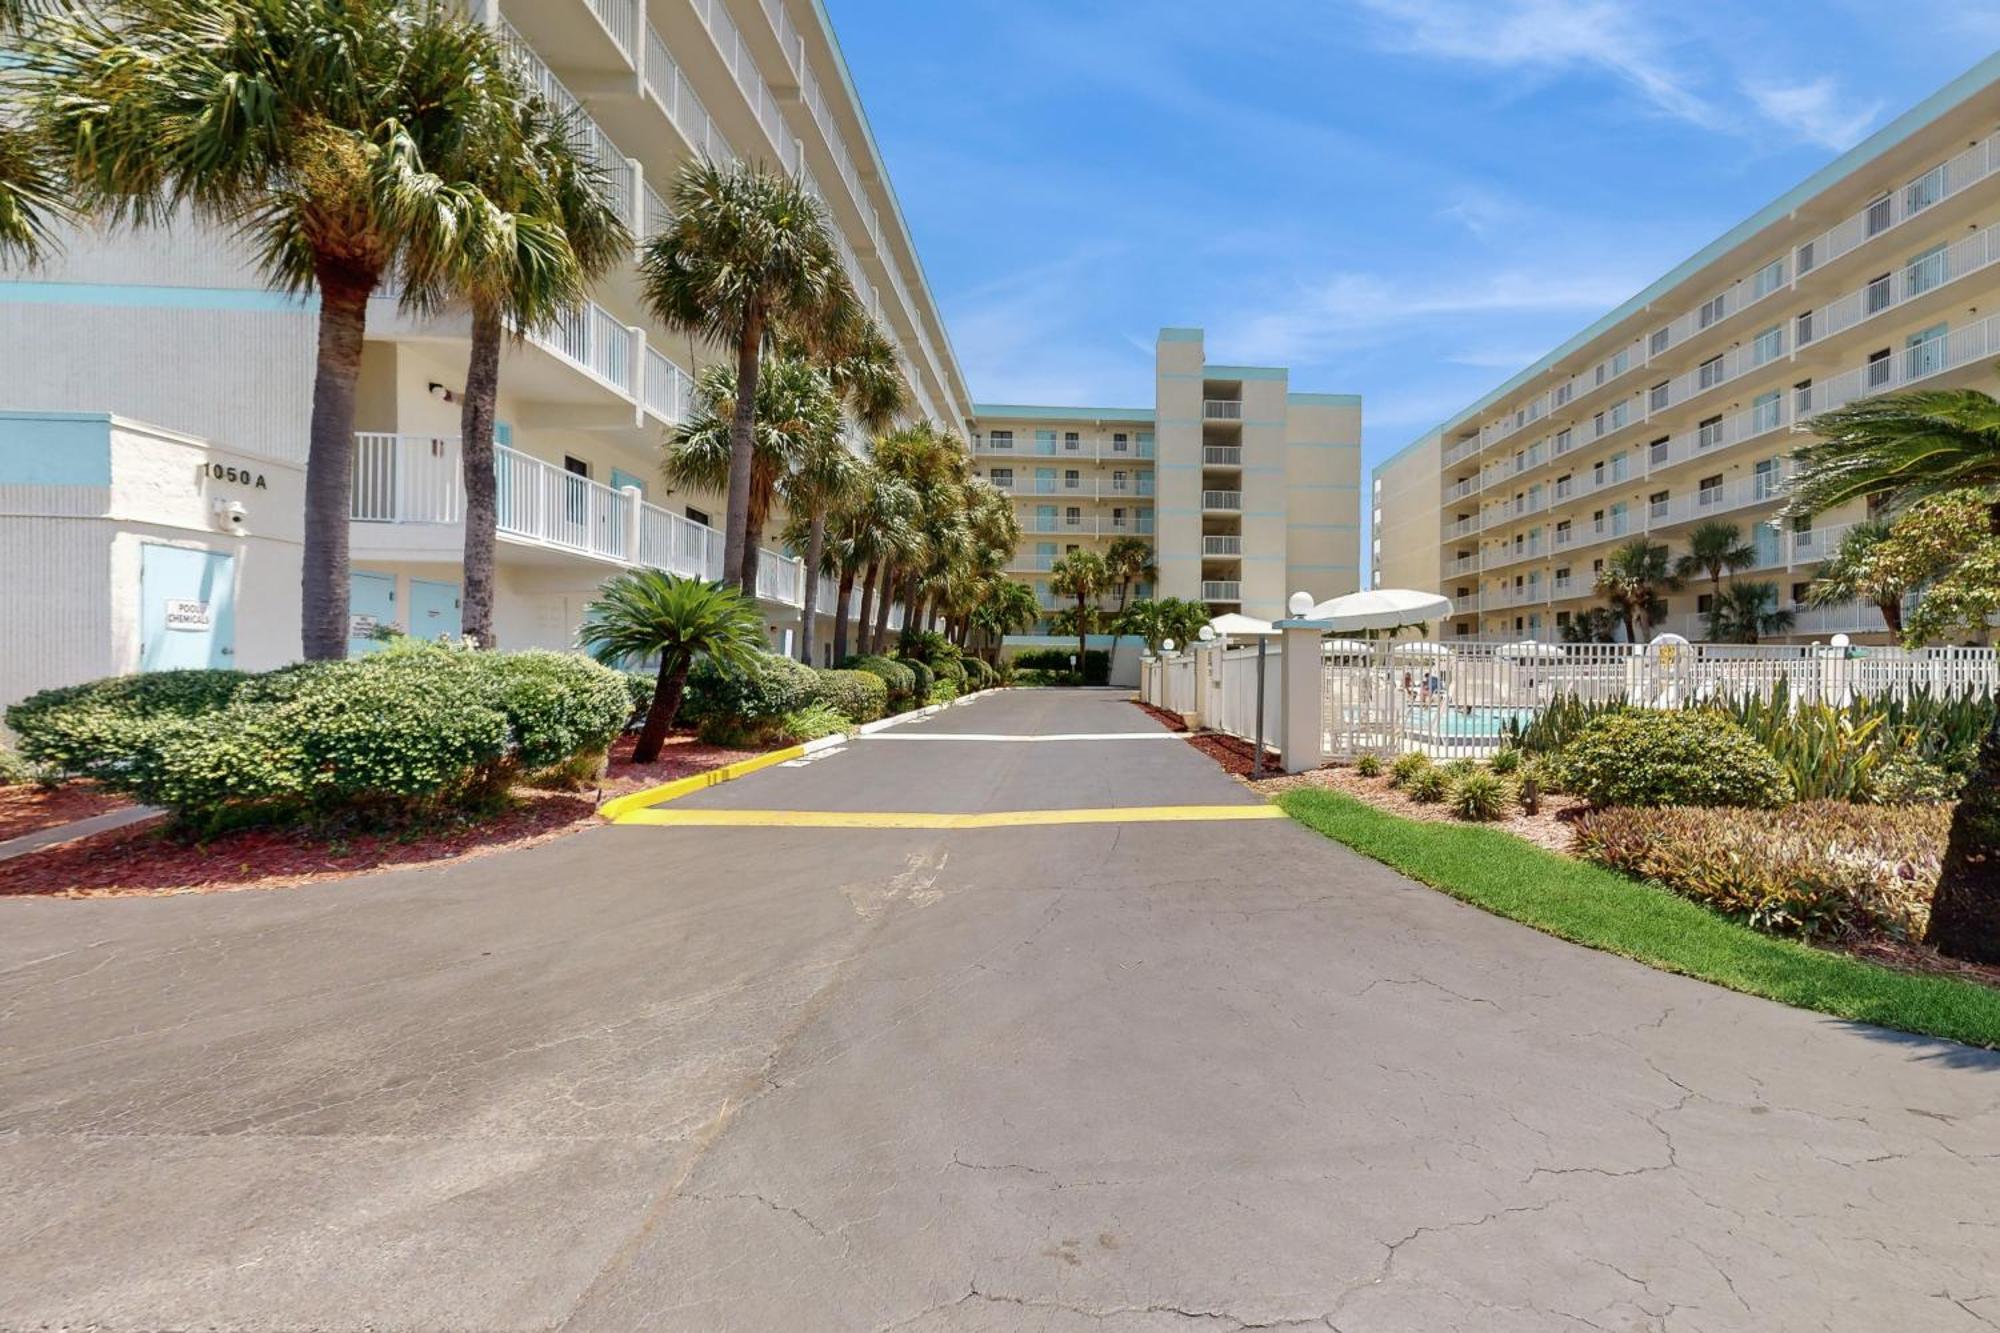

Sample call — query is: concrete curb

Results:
[0,804,164,863]
[600,689,1000,822]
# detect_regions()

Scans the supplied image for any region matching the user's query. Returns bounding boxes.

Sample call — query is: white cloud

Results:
[941,249,1156,407]
[1354,0,1723,129]
[1742,77,1884,151]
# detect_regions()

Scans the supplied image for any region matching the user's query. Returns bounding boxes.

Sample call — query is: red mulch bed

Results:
[1133,700,1189,733]
[0,782,134,843]
[0,730,763,899]
[1187,730,1281,777]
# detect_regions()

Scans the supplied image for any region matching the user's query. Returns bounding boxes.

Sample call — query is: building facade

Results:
[972,328,1363,628]
[1371,55,2000,644]
[0,0,973,708]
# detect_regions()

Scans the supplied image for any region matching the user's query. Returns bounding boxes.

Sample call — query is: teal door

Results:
[409,579,462,642]
[140,544,236,671]
[348,570,397,656]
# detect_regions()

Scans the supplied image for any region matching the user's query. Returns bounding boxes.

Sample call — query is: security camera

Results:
[213,498,248,533]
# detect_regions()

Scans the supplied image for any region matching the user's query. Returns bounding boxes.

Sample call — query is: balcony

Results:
[1201,581,1243,602]
[1022,514,1098,535]
[1201,490,1243,512]
[1105,513,1156,534]
[1204,445,1243,466]
[1447,553,1479,577]
[1444,477,1477,503]
[1202,400,1244,421]
[348,434,805,606]
[1011,553,1059,573]
[1203,535,1243,556]
[1647,472,1787,528]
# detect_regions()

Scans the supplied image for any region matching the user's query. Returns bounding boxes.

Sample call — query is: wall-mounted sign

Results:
[164,599,211,631]
[199,462,268,490]
[349,614,379,638]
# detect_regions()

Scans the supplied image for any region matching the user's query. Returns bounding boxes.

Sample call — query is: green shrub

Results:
[776,702,850,744]
[926,677,957,707]
[1406,766,1450,803]
[1449,770,1516,822]
[960,657,997,692]
[682,651,820,744]
[1509,692,1627,755]
[843,655,917,709]
[1489,746,1521,775]
[1575,801,1950,940]
[1872,751,1965,805]
[1388,751,1431,788]
[901,657,934,702]
[6,668,252,777]
[1441,757,1478,779]
[1353,753,1383,778]
[1564,711,1790,809]
[479,651,631,775]
[1012,647,1110,685]
[813,668,888,724]
[620,670,655,723]
[0,746,41,786]
[1014,668,1080,687]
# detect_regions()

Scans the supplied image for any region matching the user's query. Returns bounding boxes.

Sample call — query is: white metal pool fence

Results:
[1139,640,1998,764]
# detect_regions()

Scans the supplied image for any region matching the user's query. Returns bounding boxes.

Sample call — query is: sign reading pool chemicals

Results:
[349,613,379,638]
[163,599,211,631]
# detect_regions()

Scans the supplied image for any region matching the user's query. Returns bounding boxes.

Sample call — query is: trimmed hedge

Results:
[844,655,917,709]
[1563,710,1791,809]
[813,668,888,724]
[901,657,934,703]
[682,651,821,745]
[7,668,251,777]
[960,657,997,691]
[1013,647,1110,685]
[483,651,632,777]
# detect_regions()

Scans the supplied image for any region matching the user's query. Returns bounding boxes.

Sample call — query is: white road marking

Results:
[857,732,1183,743]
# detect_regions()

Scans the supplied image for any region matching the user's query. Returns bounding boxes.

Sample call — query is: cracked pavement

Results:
[2,688,1998,1331]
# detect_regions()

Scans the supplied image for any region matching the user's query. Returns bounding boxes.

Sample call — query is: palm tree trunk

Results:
[857,561,879,654]
[635,655,692,765]
[1076,595,1089,681]
[301,271,374,661]
[459,301,503,650]
[1926,709,2000,963]
[833,566,857,662]
[1882,597,1905,638]
[723,315,763,591]
[798,510,827,665]
[741,520,762,603]
[870,566,897,654]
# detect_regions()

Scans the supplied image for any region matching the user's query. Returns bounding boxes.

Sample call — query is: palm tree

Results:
[1707,581,1794,644]
[1805,519,1909,637]
[1674,520,1754,638]
[38,0,518,659]
[666,358,837,603]
[970,578,1038,662]
[1104,535,1158,610]
[867,422,961,653]
[780,417,860,667]
[1049,549,1110,676]
[578,570,765,764]
[825,465,915,663]
[639,160,857,592]
[1595,538,1679,642]
[0,0,66,265]
[1786,382,2000,962]
[398,74,629,650]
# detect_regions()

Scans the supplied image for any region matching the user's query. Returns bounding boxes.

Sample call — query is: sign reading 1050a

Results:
[199,462,268,489]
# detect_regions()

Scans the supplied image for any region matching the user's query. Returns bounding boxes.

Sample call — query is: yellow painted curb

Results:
[613,804,1287,830]
[598,743,808,821]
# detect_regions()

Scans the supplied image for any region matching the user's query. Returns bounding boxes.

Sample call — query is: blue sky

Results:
[826,0,2000,476]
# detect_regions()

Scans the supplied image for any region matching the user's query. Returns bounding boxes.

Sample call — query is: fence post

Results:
[1275,612,1331,774]
[1191,641,1221,728]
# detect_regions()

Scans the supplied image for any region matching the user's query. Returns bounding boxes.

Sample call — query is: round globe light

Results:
[1831,633,1851,648]
[1198,625,1215,641]
[1288,591,1314,617]
[1162,639,1176,653]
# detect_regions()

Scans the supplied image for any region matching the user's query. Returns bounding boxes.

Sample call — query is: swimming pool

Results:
[1402,705,1538,739]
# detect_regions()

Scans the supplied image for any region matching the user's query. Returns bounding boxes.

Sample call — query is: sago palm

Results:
[1049,549,1110,675]
[36,0,517,658]
[666,358,838,601]
[577,570,764,764]
[640,160,857,590]
[401,77,630,650]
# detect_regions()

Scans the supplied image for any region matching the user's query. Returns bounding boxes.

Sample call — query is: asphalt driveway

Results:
[2,687,1996,1331]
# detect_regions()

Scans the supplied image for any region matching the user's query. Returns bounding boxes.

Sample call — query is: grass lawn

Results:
[1278,786,2000,1050]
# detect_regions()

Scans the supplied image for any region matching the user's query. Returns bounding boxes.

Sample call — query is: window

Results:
[562,455,590,523]
[1905,166,1944,215]
[1698,354,1724,390]
[1753,521,1782,566]
[1609,401,1630,430]
[1865,194,1892,238]
[1064,506,1081,524]
[1907,323,1948,379]
[1035,429,1057,454]
[1793,378,1816,415]
[1592,460,1606,485]
[1065,543,1078,554]
[1648,435,1670,466]
[1650,327,1670,356]
[1063,431,1080,451]
[1610,348,1630,377]
[1592,411,1606,437]
[1791,582,1812,606]
[1752,326,1783,364]
[988,429,1014,449]
[1752,257,1786,299]
[1906,242,1946,297]
[1594,362,1607,387]
[1752,390,1782,434]
[1609,452,1629,482]
[1796,310,1815,346]
[991,467,1014,486]
[1648,489,1670,520]
[685,506,710,527]
[1698,293,1727,328]
[1556,610,1572,628]
[1698,414,1724,449]
[1796,239,1816,275]
[1063,469,1080,488]
[564,455,590,477]
[1592,558,1605,575]
[1754,457,1781,499]
[1554,427,1573,453]
[1554,382,1572,406]
[1112,506,1126,524]
[1111,469,1128,490]
[1649,381,1670,411]
[1555,519,1572,538]
[1697,593,1715,614]
[1112,432,1128,452]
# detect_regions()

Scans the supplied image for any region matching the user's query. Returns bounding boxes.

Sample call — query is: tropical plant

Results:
[1388,751,1430,789]
[1559,606,1620,644]
[1563,710,1791,809]
[35,0,522,658]
[1858,491,2000,646]
[667,357,840,602]
[1805,519,1909,638]
[1594,538,1679,642]
[1048,549,1110,674]
[639,160,857,591]
[825,462,917,664]
[969,579,1040,662]
[1448,769,1516,821]
[1707,580,1795,644]
[1788,383,2000,961]
[401,71,629,650]
[1353,753,1383,778]
[1674,520,1755,639]
[1104,535,1157,610]
[864,422,965,653]
[576,571,766,763]
[0,0,67,265]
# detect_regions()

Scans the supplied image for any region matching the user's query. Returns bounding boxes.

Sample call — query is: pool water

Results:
[1402,705,1537,739]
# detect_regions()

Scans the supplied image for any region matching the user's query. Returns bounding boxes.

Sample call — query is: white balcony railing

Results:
[498,22,636,227]
[645,22,735,164]
[642,345,695,426]
[1801,220,2000,348]
[1203,535,1243,555]
[1203,400,1244,421]
[1201,490,1243,511]
[538,299,637,397]
[1204,446,1243,466]
[1648,471,1788,528]
[1201,581,1243,601]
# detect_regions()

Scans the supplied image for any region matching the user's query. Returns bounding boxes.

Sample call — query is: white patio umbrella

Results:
[1323,638,1375,656]
[1389,640,1454,659]
[1206,612,1277,638]
[1498,639,1565,660]
[1308,588,1455,632]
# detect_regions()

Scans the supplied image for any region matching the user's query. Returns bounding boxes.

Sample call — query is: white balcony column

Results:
[621,485,644,564]
[626,324,646,421]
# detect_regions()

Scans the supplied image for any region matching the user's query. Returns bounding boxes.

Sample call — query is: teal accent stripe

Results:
[1291,562,1362,570]
[1243,419,1285,429]
[1204,364,1286,380]
[1159,461,1200,469]
[1289,440,1362,449]
[1288,393,1362,406]
[0,411,110,484]
[1159,417,1200,427]
[1290,482,1362,491]
[1289,522,1362,530]
[1158,327,1203,343]
[973,403,1153,421]
[0,279,314,311]
[1243,465,1284,474]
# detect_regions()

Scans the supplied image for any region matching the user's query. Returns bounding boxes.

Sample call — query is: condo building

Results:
[1371,55,2000,644]
[973,328,1363,629]
[0,0,977,709]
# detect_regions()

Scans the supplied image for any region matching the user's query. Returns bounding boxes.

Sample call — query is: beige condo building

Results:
[1372,54,2000,644]
[973,328,1363,630]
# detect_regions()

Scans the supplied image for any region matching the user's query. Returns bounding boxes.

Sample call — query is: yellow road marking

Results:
[598,744,807,821]
[613,805,1285,830]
